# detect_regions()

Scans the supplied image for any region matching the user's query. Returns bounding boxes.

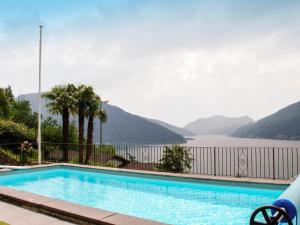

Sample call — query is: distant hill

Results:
[19,93,186,145]
[184,115,254,135]
[232,101,300,140]
[147,118,195,137]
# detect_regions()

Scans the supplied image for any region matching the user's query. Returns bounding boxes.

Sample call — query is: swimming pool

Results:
[0,166,286,225]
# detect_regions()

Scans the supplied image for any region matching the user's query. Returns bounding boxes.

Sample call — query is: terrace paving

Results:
[0,201,74,225]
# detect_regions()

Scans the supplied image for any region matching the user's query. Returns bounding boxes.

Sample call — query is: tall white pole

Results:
[38,25,43,165]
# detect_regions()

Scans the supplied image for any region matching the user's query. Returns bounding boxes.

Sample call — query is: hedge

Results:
[0,120,34,145]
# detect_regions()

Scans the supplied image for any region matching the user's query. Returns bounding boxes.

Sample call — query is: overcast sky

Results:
[0,0,300,127]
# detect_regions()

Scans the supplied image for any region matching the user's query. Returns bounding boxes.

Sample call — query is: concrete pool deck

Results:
[0,186,166,225]
[0,201,74,225]
[0,163,291,225]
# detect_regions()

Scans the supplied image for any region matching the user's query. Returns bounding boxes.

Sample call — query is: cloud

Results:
[1,0,300,126]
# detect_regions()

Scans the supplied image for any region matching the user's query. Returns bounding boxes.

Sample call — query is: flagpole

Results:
[38,25,43,165]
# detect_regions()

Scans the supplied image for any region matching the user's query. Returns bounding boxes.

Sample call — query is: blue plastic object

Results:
[273,199,297,222]
[273,175,300,224]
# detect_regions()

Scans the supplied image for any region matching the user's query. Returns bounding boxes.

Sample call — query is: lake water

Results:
[116,136,300,179]
[185,135,300,147]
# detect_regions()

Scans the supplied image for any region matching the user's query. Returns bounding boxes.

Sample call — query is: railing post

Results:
[214,147,216,176]
[273,148,275,180]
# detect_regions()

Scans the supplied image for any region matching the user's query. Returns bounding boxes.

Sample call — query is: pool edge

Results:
[0,163,290,224]
[6,163,289,186]
[0,186,167,225]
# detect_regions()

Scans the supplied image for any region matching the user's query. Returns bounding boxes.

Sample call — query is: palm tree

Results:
[98,108,107,145]
[75,85,94,164]
[43,84,76,161]
[85,94,101,164]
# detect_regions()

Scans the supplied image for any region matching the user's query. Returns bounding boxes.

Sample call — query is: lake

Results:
[185,135,300,147]
[115,136,300,179]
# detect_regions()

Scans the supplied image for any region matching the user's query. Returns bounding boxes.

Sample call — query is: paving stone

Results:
[101,214,168,225]
[0,201,74,225]
[42,199,115,221]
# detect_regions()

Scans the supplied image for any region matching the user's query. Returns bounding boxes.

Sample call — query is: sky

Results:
[0,0,300,127]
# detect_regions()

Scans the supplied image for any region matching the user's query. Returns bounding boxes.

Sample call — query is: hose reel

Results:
[250,205,293,225]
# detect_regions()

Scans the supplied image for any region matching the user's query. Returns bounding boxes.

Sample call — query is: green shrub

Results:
[156,145,193,173]
[10,100,37,128]
[42,117,78,144]
[19,141,35,164]
[69,145,116,164]
[95,144,116,155]
[0,147,20,163]
[0,120,34,145]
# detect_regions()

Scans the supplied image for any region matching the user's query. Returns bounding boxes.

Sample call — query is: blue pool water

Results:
[0,166,286,225]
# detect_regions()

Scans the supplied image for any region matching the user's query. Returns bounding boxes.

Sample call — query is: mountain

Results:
[19,93,186,145]
[147,118,195,137]
[184,115,254,135]
[232,101,300,140]
[95,104,186,144]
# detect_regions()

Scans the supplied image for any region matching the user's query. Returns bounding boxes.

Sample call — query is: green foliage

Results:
[86,93,101,117]
[69,145,116,164]
[156,145,193,173]
[0,84,107,162]
[42,117,78,143]
[75,85,90,163]
[10,100,37,128]
[69,156,117,168]
[85,91,103,163]
[19,141,35,164]
[99,108,107,123]
[68,122,78,143]
[128,154,136,162]
[44,84,77,162]
[43,84,77,115]
[0,120,34,144]
[69,155,80,164]
[0,145,37,165]
[0,147,19,162]
[75,85,95,112]
[95,144,116,155]
[0,86,36,135]
[42,117,61,142]
[0,86,14,119]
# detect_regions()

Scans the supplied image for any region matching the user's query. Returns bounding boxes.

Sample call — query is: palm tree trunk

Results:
[78,106,85,164]
[85,115,94,164]
[62,107,69,162]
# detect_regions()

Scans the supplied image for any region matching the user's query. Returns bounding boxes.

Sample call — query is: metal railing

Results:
[1,142,299,180]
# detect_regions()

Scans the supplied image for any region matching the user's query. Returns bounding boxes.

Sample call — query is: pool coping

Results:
[0,163,291,225]
[0,186,167,225]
